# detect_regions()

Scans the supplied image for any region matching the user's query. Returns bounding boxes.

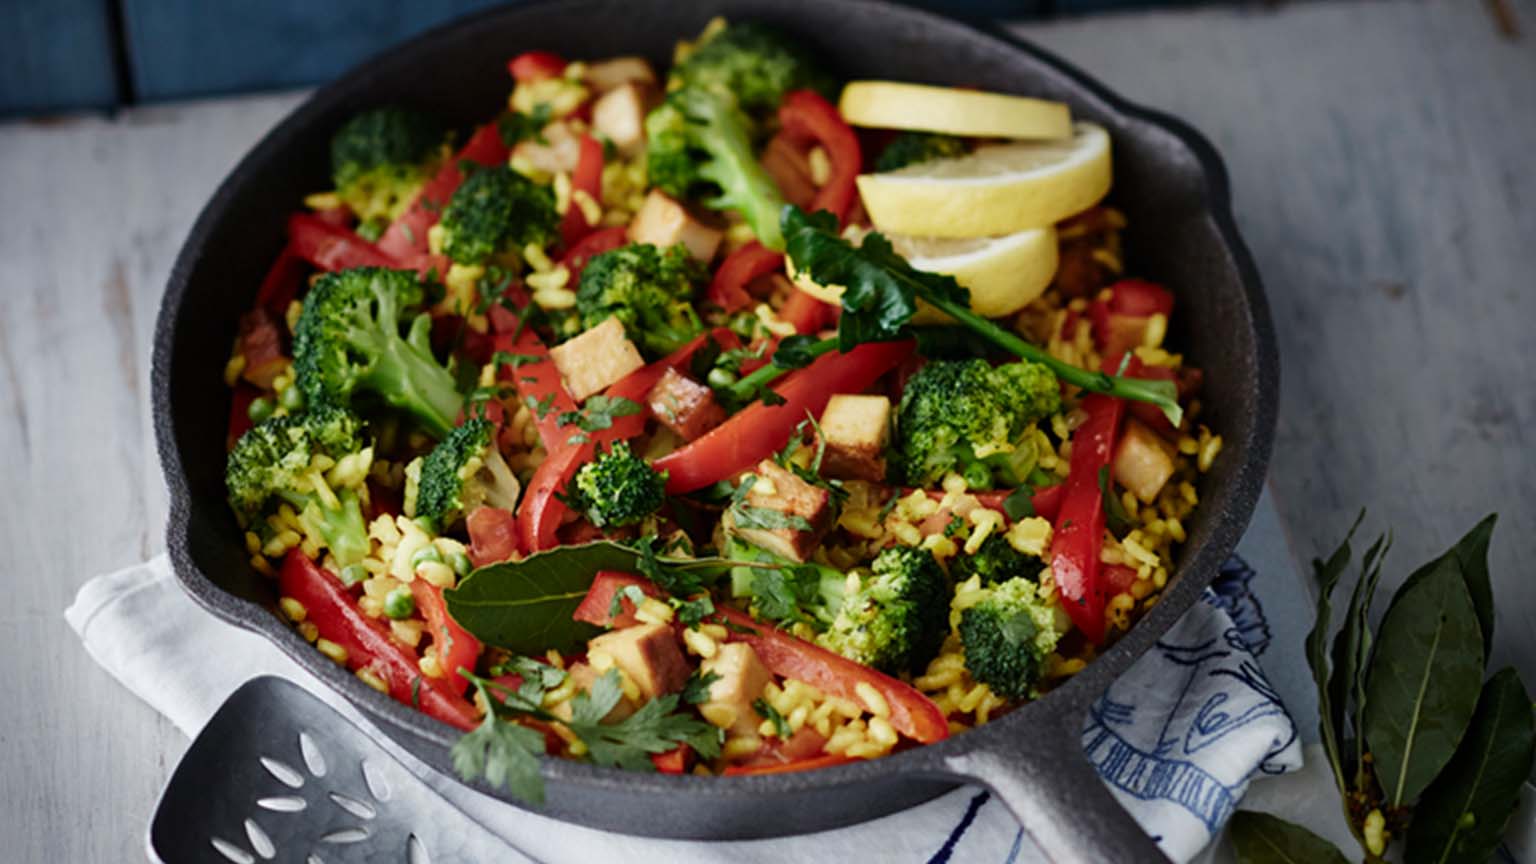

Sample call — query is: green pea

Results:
[338,563,368,586]
[280,385,305,411]
[706,367,738,389]
[383,586,416,620]
[247,396,275,423]
[410,545,443,568]
[448,550,473,577]
[962,461,993,491]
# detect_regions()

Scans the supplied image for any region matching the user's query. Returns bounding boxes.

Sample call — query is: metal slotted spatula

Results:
[149,676,524,864]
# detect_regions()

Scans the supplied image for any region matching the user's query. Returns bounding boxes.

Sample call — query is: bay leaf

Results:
[1447,514,1496,657]
[1406,667,1535,864]
[1228,810,1350,864]
[1307,513,1364,795]
[1330,533,1389,785]
[1364,554,1485,807]
[443,540,735,654]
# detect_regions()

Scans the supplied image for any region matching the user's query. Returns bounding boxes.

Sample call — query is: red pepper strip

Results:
[572,569,646,628]
[312,205,354,228]
[707,241,783,312]
[278,551,479,730]
[410,580,482,694]
[1090,279,1176,360]
[489,310,581,453]
[1107,279,1175,318]
[779,288,837,335]
[730,725,827,770]
[1051,393,1126,646]
[378,123,511,260]
[651,745,694,774]
[654,340,914,494]
[254,245,307,315]
[920,483,1065,524]
[559,135,605,248]
[777,90,862,225]
[287,212,401,272]
[573,573,949,744]
[227,383,260,450]
[560,225,630,282]
[724,753,857,776]
[517,441,592,553]
[466,506,520,567]
[508,50,567,83]
[1102,563,1140,597]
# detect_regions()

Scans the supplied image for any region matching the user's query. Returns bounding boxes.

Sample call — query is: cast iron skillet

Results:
[152,1,1278,860]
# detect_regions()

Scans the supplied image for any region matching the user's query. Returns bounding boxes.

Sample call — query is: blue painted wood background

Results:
[0,0,1192,116]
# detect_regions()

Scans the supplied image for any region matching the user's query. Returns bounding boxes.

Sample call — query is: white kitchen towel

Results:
[68,554,1300,863]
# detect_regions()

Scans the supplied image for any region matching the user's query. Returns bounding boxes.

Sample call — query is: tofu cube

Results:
[647,367,726,441]
[727,459,833,562]
[698,642,774,734]
[1113,418,1177,503]
[548,662,635,723]
[592,82,656,158]
[513,120,582,175]
[628,189,723,263]
[586,622,691,701]
[583,56,657,92]
[818,394,892,483]
[548,316,645,402]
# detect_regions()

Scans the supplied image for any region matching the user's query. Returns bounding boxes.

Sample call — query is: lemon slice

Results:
[856,122,1111,239]
[791,226,1058,322]
[839,81,1072,140]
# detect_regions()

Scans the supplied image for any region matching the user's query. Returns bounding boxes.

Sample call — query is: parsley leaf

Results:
[753,698,792,739]
[498,103,552,146]
[772,334,823,369]
[566,670,723,769]
[557,395,643,432]
[609,583,649,619]
[1002,484,1038,520]
[1098,466,1134,534]
[452,677,549,803]
[671,594,716,628]
[682,670,721,705]
[491,350,544,370]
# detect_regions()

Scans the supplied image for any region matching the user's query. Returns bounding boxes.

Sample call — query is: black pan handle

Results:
[937,700,1171,863]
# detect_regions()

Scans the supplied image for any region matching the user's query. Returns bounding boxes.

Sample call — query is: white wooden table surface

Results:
[2,1,1531,859]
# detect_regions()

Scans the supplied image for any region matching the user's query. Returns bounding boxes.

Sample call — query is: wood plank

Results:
[0,91,305,864]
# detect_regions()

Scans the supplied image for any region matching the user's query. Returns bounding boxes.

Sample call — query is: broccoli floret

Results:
[875,132,968,172]
[225,405,372,567]
[950,534,1039,586]
[292,267,464,439]
[329,106,447,228]
[958,576,1061,699]
[725,536,848,629]
[575,243,706,358]
[644,87,787,249]
[571,442,668,528]
[817,546,949,675]
[411,418,522,532]
[895,358,1061,490]
[670,20,836,114]
[438,164,559,265]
